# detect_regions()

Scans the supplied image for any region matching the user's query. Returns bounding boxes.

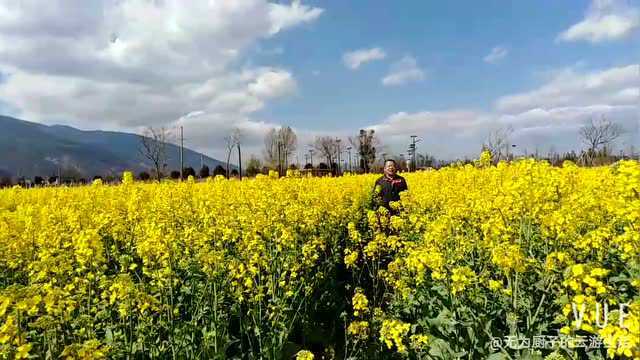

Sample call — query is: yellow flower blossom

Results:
[379,319,411,354]
[352,288,369,317]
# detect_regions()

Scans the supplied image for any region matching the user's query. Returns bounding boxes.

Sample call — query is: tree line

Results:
[2,116,633,188]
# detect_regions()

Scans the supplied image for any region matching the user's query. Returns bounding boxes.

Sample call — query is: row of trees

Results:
[483,116,628,166]
[138,127,245,181]
[261,127,380,175]
[136,125,384,180]
[0,164,240,188]
[137,115,630,182]
[4,116,626,188]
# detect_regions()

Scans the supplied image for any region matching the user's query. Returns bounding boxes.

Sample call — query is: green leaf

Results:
[428,338,454,359]
[466,326,476,343]
[105,328,114,344]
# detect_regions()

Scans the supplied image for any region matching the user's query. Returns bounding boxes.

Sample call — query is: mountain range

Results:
[0,115,227,179]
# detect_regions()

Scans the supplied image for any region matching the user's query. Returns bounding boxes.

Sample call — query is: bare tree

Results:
[483,125,513,162]
[138,126,168,181]
[225,128,242,178]
[263,126,298,171]
[579,116,623,154]
[349,129,379,173]
[314,136,340,169]
[279,126,297,167]
[264,128,278,167]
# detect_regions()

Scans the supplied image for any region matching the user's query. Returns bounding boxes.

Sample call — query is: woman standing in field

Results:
[373,159,408,213]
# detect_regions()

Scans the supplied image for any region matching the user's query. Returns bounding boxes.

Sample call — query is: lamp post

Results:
[237,143,242,180]
[180,125,183,179]
[176,110,205,180]
[277,141,282,176]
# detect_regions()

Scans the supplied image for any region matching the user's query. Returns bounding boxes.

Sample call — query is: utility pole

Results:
[636,63,640,160]
[237,143,242,180]
[309,149,314,167]
[200,154,204,171]
[284,144,288,171]
[179,125,184,180]
[409,135,421,172]
[346,146,352,172]
[336,138,342,175]
[277,141,282,176]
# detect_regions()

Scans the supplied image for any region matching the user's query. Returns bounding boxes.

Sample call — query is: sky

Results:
[0,0,639,163]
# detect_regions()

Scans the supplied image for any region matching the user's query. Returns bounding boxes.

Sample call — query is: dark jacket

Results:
[373,174,408,210]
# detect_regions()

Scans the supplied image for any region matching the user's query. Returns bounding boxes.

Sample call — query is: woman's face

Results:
[384,161,397,177]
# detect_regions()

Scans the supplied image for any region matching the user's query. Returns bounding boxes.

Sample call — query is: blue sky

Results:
[255,0,638,129]
[0,0,638,161]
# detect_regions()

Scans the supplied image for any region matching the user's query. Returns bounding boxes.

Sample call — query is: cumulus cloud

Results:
[381,56,425,86]
[371,110,489,136]
[483,46,508,64]
[342,47,386,70]
[368,110,494,159]
[269,0,324,35]
[248,70,297,99]
[495,64,639,113]
[367,63,639,159]
[0,0,323,159]
[558,0,640,43]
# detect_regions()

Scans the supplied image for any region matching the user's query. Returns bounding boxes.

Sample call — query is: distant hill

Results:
[0,115,228,179]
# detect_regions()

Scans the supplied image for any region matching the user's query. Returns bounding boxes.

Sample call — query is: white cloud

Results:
[498,104,636,131]
[371,110,488,136]
[483,46,508,64]
[493,63,639,152]
[558,0,640,43]
[495,64,639,113]
[342,47,386,69]
[248,70,297,99]
[0,0,323,159]
[269,0,324,35]
[367,63,639,159]
[367,110,496,160]
[381,56,425,86]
